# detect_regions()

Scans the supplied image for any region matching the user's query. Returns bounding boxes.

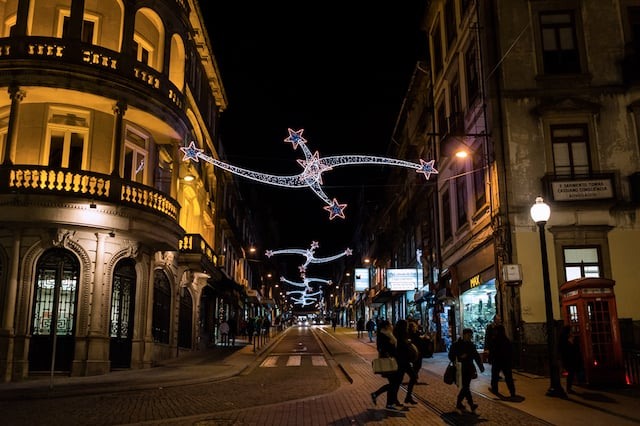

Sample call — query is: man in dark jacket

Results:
[449,328,485,413]
[488,324,516,397]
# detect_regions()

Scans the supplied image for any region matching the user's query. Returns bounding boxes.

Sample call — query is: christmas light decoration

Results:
[180,128,438,219]
[265,241,351,275]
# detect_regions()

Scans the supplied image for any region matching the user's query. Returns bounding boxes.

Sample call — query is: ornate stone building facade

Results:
[0,0,258,382]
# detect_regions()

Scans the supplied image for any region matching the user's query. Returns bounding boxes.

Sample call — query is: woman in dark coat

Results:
[370,320,403,411]
[395,319,419,404]
[449,328,485,412]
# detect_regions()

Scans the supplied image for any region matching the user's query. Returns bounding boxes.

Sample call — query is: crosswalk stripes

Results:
[259,355,328,368]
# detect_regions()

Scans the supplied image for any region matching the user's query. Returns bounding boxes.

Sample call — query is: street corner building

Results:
[0,0,260,382]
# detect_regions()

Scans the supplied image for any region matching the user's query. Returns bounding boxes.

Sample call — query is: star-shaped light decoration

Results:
[180,141,204,162]
[180,129,438,220]
[416,159,439,180]
[323,198,347,220]
[283,128,307,150]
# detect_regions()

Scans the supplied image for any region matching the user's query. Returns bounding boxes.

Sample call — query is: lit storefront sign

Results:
[354,268,369,292]
[386,268,424,291]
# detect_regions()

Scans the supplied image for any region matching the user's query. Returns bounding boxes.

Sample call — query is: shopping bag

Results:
[372,357,398,374]
[443,362,456,384]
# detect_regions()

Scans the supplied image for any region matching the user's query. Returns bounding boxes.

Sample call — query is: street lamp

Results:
[530,196,566,398]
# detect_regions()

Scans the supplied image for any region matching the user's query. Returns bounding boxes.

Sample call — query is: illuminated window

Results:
[122,128,149,184]
[133,35,154,67]
[45,109,89,170]
[563,247,601,281]
[57,10,99,44]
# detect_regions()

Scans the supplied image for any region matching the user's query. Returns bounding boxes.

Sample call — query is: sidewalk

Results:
[334,327,640,426]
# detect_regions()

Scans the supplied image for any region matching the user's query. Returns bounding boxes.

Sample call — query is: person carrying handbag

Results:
[370,320,404,411]
[448,328,485,413]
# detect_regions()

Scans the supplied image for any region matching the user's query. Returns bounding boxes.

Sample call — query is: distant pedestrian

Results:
[488,324,516,398]
[449,328,485,413]
[395,319,419,405]
[228,315,237,346]
[560,325,583,394]
[219,319,229,346]
[370,320,404,411]
[262,316,271,337]
[246,317,255,343]
[356,318,365,338]
[332,316,337,332]
[366,318,376,342]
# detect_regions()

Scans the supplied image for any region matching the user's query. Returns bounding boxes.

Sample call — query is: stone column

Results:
[0,229,21,382]
[3,86,25,165]
[85,233,109,375]
[111,101,127,177]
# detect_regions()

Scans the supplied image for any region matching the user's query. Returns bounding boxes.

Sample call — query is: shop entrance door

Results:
[109,259,136,369]
[560,277,624,386]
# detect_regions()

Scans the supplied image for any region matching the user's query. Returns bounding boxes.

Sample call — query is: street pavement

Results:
[0,326,639,426]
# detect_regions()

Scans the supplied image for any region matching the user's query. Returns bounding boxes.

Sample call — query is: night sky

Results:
[199,2,427,268]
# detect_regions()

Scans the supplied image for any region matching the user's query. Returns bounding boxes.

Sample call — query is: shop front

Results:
[459,273,497,350]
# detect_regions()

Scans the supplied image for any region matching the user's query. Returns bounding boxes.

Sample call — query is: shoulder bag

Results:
[372,357,398,374]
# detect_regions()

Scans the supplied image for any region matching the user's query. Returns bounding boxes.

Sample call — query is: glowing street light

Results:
[530,196,566,398]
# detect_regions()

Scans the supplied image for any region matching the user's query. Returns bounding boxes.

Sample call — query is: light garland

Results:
[265,241,351,275]
[180,128,438,219]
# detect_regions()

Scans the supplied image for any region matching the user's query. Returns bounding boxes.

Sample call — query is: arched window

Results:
[133,8,165,71]
[29,248,79,372]
[169,34,185,90]
[177,288,193,348]
[152,269,171,344]
[109,258,137,368]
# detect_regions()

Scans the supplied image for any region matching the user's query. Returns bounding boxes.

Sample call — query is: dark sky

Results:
[200,2,427,266]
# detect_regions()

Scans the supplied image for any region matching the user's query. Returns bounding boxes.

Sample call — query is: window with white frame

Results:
[563,247,601,281]
[57,10,99,44]
[551,124,591,177]
[45,109,90,170]
[133,34,154,67]
[122,128,149,184]
[4,15,16,38]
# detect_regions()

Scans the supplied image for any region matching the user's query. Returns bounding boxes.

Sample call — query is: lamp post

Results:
[530,196,566,398]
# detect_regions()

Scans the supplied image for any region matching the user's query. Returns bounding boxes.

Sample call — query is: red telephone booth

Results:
[559,277,625,386]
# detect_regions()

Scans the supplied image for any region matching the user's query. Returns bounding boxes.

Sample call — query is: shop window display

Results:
[460,279,496,350]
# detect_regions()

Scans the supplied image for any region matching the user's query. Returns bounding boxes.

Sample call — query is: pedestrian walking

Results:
[370,320,404,411]
[488,324,516,398]
[449,328,485,413]
[408,321,430,384]
[332,315,337,332]
[219,319,229,346]
[395,319,419,405]
[356,317,365,338]
[560,325,583,394]
[484,314,502,364]
[366,318,376,342]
